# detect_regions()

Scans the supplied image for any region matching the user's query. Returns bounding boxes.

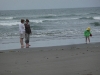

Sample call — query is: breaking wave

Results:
[88,13,100,15]
[90,22,100,26]
[0,17,14,20]
[79,17,94,20]
[79,16,100,20]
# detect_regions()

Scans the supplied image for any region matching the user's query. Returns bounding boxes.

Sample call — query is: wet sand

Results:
[0,43,100,75]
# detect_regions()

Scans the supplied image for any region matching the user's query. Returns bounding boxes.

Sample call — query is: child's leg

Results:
[85,37,87,43]
[87,37,90,43]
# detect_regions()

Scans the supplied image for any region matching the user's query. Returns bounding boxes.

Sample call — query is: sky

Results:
[0,0,100,10]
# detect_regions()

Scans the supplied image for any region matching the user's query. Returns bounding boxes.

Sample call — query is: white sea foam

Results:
[94,17,100,20]
[0,17,14,20]
[0,21,20,26]
[30,18,78,23]
[30,20,43,23]
[94,29,100,32]
[47,14,57,16]
[30,19,59,23]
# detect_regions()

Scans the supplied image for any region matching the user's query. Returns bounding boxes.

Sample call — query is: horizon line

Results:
[0,6,100,11]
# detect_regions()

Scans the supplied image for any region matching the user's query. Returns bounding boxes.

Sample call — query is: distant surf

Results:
[0,7,100,45]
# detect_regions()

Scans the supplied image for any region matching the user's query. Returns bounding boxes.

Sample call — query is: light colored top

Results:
[19,23,25,34]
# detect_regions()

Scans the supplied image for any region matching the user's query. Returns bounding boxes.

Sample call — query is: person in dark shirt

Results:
[24,19,32,48]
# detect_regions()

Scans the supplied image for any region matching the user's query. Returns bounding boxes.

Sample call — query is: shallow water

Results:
[0,36,100,50]
[0,7,100,50]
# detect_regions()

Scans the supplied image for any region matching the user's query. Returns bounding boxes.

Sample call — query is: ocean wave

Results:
[30,20,43,23]
[88,13,100,15]
[37,14,57,19]
[13,16,34,20]
[90,22,100,26]
[30,16,100,23]
[59,14,81,17]
[1,16,100,26]
[30,19,62,23]
[79,17,94,20]
[35,14,81,19]
[0,17,14,20]
[79,16,100,20]
[32,29,81,37]
[0,19,58,26]
[93,17,100,20]
[30,18,78,23]
[0,21,20,26]
[0,14,90,21]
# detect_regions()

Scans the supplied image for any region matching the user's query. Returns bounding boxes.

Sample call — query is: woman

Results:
[24,19,32,48]
[19,19,25,48]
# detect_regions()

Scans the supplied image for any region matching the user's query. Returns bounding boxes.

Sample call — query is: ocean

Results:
[0,7,100,50]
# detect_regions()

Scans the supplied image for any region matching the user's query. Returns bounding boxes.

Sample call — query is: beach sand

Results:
[0,43,100,75]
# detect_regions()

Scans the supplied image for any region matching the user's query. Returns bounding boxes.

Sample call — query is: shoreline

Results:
[0,37,100,51]
[0,41,100,51]
[0,42,100,75]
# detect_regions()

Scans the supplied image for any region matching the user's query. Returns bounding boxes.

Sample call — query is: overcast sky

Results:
[0,0,100,10]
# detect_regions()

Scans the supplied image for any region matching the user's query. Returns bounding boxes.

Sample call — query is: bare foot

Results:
[26,47,29,48]
[21,45,24,48]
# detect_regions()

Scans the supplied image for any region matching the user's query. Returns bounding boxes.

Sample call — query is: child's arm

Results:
[90,31,92,36]
[84,31,86,36]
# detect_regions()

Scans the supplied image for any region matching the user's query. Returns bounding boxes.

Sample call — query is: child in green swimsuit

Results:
[84,27,92,43]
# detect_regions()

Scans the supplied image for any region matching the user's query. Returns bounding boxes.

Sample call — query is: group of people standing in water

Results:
[19,19,32,48]
[19,19,92,48]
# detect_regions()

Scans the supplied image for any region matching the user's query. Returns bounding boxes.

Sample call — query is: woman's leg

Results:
[26,34,30,47]
[25,33,29,48]
[20,33,25,48]
[20,38,24,48]
[27,34,30,46]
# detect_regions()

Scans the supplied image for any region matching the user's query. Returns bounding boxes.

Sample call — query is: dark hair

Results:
[26,19,29,22]
[21,19,25,23]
